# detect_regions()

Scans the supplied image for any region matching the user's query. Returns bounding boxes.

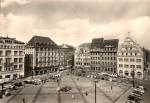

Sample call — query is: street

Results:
[0,70,137,103]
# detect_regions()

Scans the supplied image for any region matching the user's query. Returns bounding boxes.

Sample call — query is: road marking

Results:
[70,75,89,103]
[6,87,24,103]
[31,84,44,103]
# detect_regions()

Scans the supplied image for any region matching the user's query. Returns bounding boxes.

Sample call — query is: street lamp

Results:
[56,77,61,103]
[91,78,99,103]
[131,69,135,87]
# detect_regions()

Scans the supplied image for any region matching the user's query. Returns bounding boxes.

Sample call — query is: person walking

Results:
[23,98,26,103]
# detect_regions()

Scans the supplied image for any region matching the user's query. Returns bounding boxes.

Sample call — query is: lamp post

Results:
[56,77,61,103]
[92,79,99,103]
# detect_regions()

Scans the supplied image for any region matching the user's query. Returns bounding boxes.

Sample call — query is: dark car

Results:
[127,95,141,103]
[14,82,23,87]
[60,86,72,92]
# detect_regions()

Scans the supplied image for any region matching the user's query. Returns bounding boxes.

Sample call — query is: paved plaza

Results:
[0,73,133,103]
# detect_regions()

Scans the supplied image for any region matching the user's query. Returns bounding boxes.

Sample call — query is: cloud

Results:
[1,0,30,7]
[0,0,150,49]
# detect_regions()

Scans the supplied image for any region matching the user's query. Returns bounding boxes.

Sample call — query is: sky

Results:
[0,0,150,49]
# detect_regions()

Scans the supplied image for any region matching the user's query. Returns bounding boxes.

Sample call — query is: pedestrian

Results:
[72,95,75,99]
[23,98,26,103]
[85,91,88,96]
[111,85,112,90]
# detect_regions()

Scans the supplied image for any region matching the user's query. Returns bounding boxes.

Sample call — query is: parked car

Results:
[14,82,23,87]
[134,87,145,94]
[132,90,143,95]
[127,95,141,103]
[60,86,72,92]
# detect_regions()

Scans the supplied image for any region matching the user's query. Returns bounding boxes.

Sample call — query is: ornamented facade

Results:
[58,44,75,67]
[117,37,144,79]
[75,43,91,71]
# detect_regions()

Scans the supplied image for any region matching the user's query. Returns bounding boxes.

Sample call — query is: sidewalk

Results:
[115,86,134,103]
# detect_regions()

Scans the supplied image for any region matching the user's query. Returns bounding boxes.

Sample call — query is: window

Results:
[130,58,135,62]
[19,58,23,63]
[137,72,142,78]
[6,51,11,56]
[0,75,2,79]
[14,65,17,70]
[14,58,18,63]
[19,51,23,55]
[130,65,135,68]
[124,64,129,68]
[5,75,10,78]
[19,65,23,69]
[0,51,3,56]
[136,65,141,69]
[124,58,128,62]
[14,51,18,55]
[118,58,123,61]
[119,64,123,67]
[125,71,129,76]
[136,59,141,62]
[0,66,2,71]
[119,70,123,76]
[0,59,2,64]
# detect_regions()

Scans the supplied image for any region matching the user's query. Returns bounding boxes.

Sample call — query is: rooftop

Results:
[26,36,58,48]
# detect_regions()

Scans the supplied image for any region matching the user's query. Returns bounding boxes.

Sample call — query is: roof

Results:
[91,38,104,48]
[91,38,119,49]
[78,43,91,48]
[26,36,58,48]
[59,44,74,49]
[0,36,24,44]
[104,39,119,47]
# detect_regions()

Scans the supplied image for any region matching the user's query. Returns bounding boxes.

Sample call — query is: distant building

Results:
[58,44,75,67]
[90,38,119,74]
[74,43,91,71]
[25,36,59,76]
[0,36,25,80]
[117,37,144,79]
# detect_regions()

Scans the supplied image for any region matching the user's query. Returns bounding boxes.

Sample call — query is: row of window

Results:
[118,64,142,69]
[118,58,142,62]
[91,47,116,51]
[0,65,23,71]
[91,52,116,55]
[0,50,24,56]
[75,62,90,65]
[91,67,115,72]
[0,58,23,63]
[91,57,116,60]
[0,45,24,49]
[119,70,142,77]
[118,52,140,56]
[35,48,58,51]
[36,52,58,56]
[91,61,116,65]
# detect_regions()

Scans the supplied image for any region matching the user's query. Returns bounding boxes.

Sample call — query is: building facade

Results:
[0,36,25,80]
[117,37,144,79]
[75,43,91,71]
[90,38,119,74]
[25,36,59,76]
[58,44,75,67]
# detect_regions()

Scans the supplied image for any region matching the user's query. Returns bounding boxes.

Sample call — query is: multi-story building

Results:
[58,44,75,67]
[117,37,144,79]
[75,43,91,71]
[90,38,119,74]
[25,36,59,76]
[0,36,25,80]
